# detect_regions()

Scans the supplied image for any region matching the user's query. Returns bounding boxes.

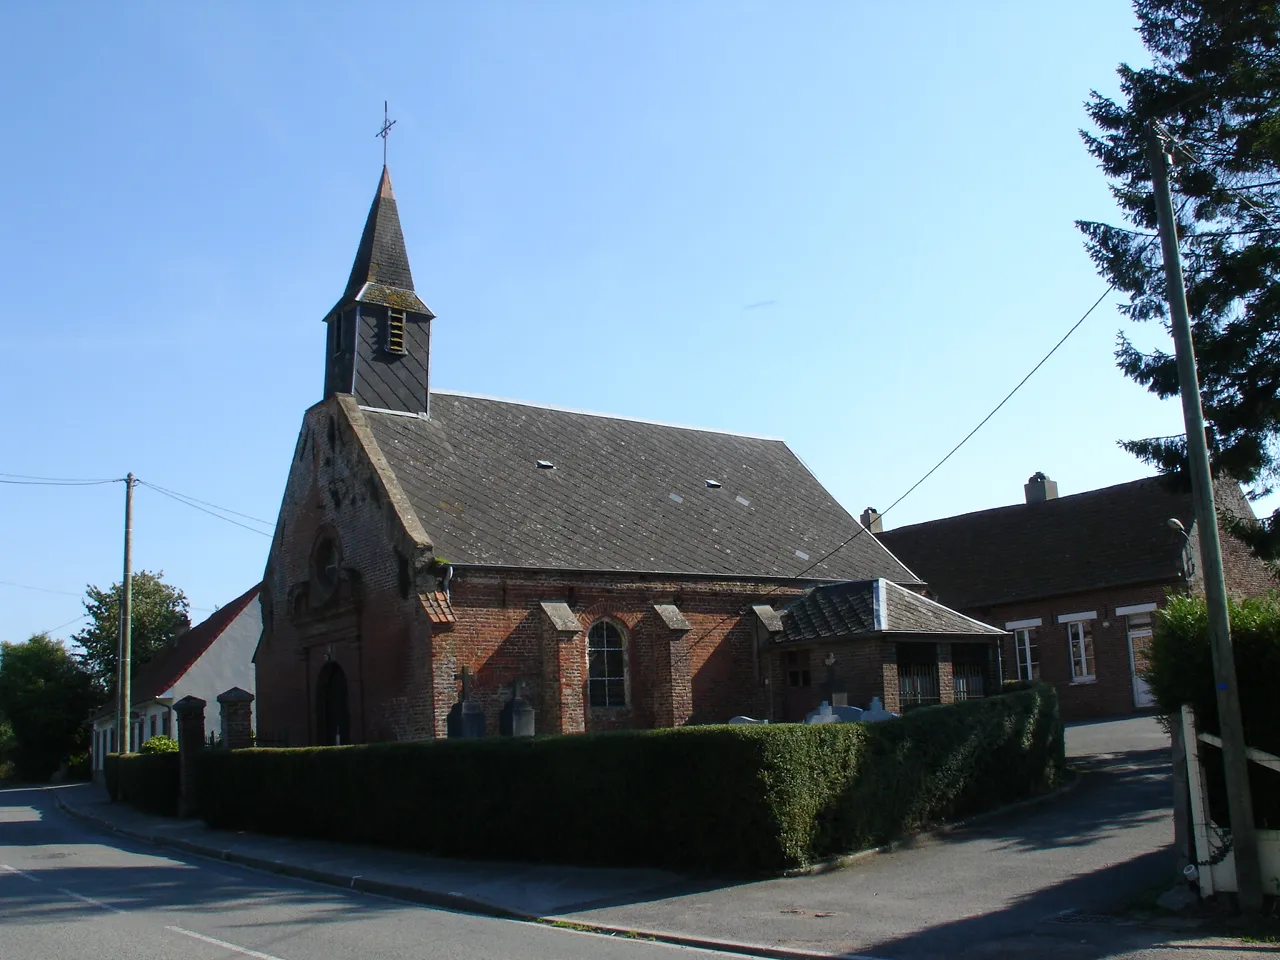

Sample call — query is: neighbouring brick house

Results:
[90,584,260,774]
[876,473,1278,721]
[252,165,996,744]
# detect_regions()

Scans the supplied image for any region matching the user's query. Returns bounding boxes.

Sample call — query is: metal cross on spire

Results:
[376,101,396,167]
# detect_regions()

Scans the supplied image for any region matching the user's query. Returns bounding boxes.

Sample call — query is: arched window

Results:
[587,620,627,707]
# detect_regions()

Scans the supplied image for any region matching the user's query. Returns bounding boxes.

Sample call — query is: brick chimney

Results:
[1024,472,1059,505]
[860,507,883,533]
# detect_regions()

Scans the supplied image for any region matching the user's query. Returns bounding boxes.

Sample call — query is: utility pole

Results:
[115,473,135,755]
[1145,124,1262,913]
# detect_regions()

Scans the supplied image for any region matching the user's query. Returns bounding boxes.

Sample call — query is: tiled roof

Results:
[775,579,1006,643]
[364,392,922,583]
[128,584,261,704]
[877,476,1255,609]
[329,167,432,317]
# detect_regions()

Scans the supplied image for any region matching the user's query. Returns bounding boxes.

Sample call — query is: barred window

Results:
[587,620,627,707]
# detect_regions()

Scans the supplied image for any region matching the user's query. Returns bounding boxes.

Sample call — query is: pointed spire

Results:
[330,166,433,317]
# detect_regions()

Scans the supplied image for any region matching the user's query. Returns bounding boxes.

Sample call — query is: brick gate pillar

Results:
[538,601,585,735]
[217,687,255,749]
[173,696,206,818]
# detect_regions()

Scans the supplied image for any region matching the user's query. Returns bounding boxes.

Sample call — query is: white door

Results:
[1127,613,1156,709]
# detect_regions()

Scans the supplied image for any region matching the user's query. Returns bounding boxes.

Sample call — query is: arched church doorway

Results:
[316,662,350,746]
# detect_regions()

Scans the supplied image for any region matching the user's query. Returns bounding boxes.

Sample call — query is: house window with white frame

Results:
[1013,627,1039,680]
[587,620,627,707]
[1066,620,1095,681]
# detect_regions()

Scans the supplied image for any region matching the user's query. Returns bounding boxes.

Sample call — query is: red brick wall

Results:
[442,569,807,737]
[256,399,437,746]
[965,521,1277,723]
[766,638,897,721]
[969,583,1169,722]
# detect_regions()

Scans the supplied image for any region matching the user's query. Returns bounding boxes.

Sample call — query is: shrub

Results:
[108,751,180,817]
[195,684,1063,872]
[140,735,178,754]
[66,752,91,782]
[1149,593,1280,827]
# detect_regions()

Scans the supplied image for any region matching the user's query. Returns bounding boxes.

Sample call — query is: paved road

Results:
[568,716,1235,959]
[0,785,760,960]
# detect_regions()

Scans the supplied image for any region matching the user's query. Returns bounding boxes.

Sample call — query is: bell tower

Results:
[324,166,436,415]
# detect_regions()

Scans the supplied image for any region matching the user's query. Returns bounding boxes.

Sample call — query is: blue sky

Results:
[0,1,1237,645]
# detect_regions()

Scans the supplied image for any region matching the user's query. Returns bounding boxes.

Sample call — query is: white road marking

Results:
[0,863,39,882]
[165,926,290,960]
[57,887,126,914]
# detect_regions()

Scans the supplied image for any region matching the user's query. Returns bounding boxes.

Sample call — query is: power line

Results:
[0,472,122,483]
[0,580,83,598]
[139,481,273,526]
[136,481,272,538]
[668,215,1182,670]
[40,613,90,637]
[0,476,122,487]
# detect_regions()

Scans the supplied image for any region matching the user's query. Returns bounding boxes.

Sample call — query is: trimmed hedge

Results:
[195,684,1063,872]
[1149,593,1280,827]
[104,751,180,817]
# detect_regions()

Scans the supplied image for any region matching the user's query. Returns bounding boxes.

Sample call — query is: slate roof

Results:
[775,579,1006,644]
[364,391,922,583]
[329,167,432,318]
[877,476,1256,610]
[128,583,261,704]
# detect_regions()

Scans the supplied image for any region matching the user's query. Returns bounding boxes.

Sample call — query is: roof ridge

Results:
[424,387,787,441]
[883,474,1176,533]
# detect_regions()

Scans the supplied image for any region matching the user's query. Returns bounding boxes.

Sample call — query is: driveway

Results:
[561,716,1217,958]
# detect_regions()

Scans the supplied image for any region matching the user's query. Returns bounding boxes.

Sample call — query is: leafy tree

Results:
[0,718,16,781]
[72,571,190,691]
[0,634,97,781]
[1079,0,1280,556]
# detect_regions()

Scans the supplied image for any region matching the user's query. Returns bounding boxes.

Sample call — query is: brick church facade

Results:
[253,167,999,745]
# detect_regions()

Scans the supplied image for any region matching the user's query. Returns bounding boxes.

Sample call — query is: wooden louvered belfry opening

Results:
[384,309,407,355]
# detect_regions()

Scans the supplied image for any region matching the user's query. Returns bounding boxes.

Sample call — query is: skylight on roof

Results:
[669,493,684,504]
[795,550,810,561]
[736,495,751,507]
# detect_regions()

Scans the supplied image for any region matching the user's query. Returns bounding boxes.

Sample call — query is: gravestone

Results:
[499,679,535,737]
[446,666,487,738]
[861,696,899,723]
[805,701,841,725]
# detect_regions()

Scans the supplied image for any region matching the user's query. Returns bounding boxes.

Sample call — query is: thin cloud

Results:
[742,300,776,310]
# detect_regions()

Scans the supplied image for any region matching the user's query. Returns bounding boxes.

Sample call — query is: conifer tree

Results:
[1080,0,1280,557]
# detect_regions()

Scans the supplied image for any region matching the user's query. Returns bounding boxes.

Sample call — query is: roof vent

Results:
[705,479,722,489]
[536,460,555,470]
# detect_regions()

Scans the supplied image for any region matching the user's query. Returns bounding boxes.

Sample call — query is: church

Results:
[252,166,1003,745]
